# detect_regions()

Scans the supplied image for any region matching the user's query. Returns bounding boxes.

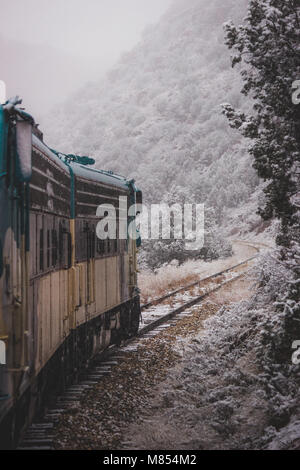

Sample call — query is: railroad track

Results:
[17,248,259,450]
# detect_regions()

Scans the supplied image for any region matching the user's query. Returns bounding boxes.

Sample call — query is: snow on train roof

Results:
[33,134,130,191]
[32,134,68,171]
[69,162,129,191]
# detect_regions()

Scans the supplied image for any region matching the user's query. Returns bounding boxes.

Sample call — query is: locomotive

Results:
[0,97,142,448]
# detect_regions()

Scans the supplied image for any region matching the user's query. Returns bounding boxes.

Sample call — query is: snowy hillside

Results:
[44,0,260,224]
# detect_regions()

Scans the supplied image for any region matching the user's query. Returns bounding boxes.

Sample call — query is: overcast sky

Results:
[0,0,172,119]
[0,0,172,64]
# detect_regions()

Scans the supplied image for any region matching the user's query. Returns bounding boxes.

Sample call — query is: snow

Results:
[16,121,32,180]
[44,1,256,253]
[139,240,261,304]
[123,250,300,450]
[267,420,300,450]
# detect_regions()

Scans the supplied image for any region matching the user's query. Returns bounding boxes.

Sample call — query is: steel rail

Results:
[17,244,260,449]
[141,251,259,312]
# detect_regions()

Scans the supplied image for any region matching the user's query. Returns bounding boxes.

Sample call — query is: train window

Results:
[67,232,72,269]
[88,231,92,259]
[90,225,95,259]
[39,229,44,271]
[111,238,116,254]
[59,223,64,264]
[96,238,105,256]
[92,231,96,258]
[52,229,58,267]
[87,230,90,259]
[81,221,88,260]
[47,230,50,268]
[87,234,90,259]
[58,223,71,269]
[113,226,118,254]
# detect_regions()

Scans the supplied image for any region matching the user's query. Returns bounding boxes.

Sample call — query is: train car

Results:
[0,98,142,449]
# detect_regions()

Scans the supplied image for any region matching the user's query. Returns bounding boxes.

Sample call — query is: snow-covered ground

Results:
[121,277,264,450]
[121,250,300,450]
[139,240,262,304]
[140,266,247,328]
[51,242,300,450]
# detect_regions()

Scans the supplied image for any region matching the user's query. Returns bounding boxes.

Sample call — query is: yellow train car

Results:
[0,98,141,449]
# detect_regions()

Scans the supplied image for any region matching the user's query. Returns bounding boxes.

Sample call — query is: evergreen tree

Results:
[223,0,300,363]
[222,0,300,247]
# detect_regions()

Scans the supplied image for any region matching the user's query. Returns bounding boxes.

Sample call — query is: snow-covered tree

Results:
[222,0,300,247]
[223,0,300,364]
[45,0,253,219]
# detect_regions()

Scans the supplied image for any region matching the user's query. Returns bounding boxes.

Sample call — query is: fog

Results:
[0,0,172,120]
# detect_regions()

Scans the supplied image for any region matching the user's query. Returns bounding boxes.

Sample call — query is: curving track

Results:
[17,242,262,449]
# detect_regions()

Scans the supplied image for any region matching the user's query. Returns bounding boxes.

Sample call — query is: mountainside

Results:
[44,0,260,227]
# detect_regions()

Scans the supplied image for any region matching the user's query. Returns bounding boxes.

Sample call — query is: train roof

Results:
[33,134,130,192]
[69,161,130,191]
[2,99,138,194]
[32,134,68,172]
